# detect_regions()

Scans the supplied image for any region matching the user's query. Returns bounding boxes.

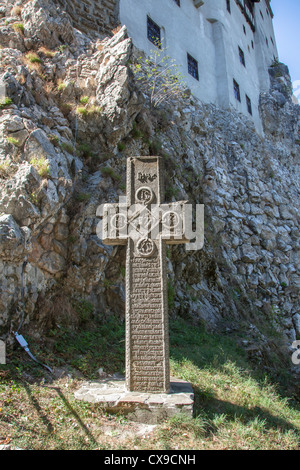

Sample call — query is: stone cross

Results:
[102,156,189,393]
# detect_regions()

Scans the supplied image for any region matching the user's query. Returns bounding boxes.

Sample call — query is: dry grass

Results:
[30,156,50,178]
[11,6,22,17]
[0,317,299,450]
[38,46,57,59]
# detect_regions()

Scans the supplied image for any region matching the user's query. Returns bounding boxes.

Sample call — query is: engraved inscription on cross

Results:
[102,156,190,393]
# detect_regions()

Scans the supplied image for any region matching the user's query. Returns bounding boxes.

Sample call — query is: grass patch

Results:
[6,136,20,146]
[30,156,50,178]
[60,142,74,154]
[100,166,121,182]
[11,6,22,17]
[57,81,67,92]
[38,47,57,59]
[0,316,299,450]
[74,192,91,203]
[0,97,13,109]
[26,52,42,64]
[76,105,102,117]
[0,160,11,178]
[77,143,93,159]
[12,23,24,35]
[79,96,89,105]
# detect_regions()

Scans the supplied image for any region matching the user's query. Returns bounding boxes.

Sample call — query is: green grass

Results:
[12,23,24,34]
[100,166,121,182]
[30,156,50,178]
[0,97,13,109]
[25,52,42,64]
[79,96,89,105]
[6,136,20,146]
[0,316,299,450]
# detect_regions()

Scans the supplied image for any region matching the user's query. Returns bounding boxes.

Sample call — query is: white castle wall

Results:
[120,0,278,132]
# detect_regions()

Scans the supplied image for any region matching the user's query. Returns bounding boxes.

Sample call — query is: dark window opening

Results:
[246,95,252,115]
[147,16,161,48]
[239,46,245,66]
[226,0,231,13]
[173,0,180,6]
[270,37,274,46]
[260,10,264,20]
[243,24,246,35]
[251,40,254,49]
[266,37,269,47]
[187,53,199,81]
[233,79,241,102]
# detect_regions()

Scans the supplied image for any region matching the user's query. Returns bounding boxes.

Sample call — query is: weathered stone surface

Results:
[103,156,191,393]
[74,376,194,424]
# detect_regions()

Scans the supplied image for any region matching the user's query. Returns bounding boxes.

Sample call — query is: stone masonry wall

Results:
[54,0,120,37]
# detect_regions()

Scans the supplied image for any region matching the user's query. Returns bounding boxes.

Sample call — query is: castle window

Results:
[243,25,246,35]
[147,16,161,48]
[187,54,199,81]
[239,47,245,66]
[173,0,180,6]
[233,79,241,102]
[251,40,254,49]
[226,0,231,13]
[246,95,252,115]
[266,37,269,47]
[260,10,264,20]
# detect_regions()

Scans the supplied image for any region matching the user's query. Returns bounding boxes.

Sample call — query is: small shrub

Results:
[11,6,22,17]
[0,160,10,178]
[118,142,125,152]
[76,106,88,116]
[30,156,50,178]
[61,142,74,154]
[7,136,20,146]
[57,81,67,92]
[12,23,24,35]
[87,105,102,115]
[76,105,102,118]
[131,121,144,139]
[79,96,89,105]
[75,192,91,202]
[38,47,57,59]
[100,166,121,182]
[132,45,188,108]
[48,134,60,147]
[26,52,42,64]
[57,45,68,53]
[0,97,13,110]
[77,143,93,158]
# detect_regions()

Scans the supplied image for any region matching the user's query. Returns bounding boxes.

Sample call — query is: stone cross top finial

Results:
[102,156,192,393]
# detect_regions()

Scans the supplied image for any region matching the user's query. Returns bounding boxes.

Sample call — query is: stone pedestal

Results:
[74,376,194,424]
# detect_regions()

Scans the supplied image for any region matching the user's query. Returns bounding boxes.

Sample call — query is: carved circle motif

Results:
[136,238,155,257]
[162,211,180,229]
[135,186,154,205]
[111,213,127,230]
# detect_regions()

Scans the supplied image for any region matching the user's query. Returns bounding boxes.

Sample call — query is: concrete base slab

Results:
[74,376,194,424]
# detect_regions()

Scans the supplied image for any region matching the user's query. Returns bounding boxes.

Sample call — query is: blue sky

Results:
[271,0,300,85]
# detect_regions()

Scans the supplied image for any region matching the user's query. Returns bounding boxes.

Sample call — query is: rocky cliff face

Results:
[0,0,299,386]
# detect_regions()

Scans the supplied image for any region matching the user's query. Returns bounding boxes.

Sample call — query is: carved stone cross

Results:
[102,156,190,393]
